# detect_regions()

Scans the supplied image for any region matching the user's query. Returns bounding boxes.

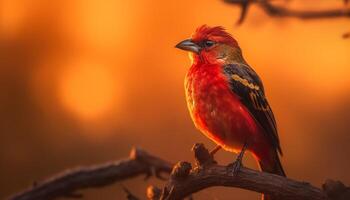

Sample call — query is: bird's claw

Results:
[234,158,243,174]
[229,141,248,176]
[229,157,243,176]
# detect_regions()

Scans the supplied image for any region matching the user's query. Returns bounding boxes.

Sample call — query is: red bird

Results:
[176,25,285,200]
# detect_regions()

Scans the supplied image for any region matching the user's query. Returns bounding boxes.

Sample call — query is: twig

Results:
[224,0,350,24]
[9,147,173,200]
[158,143,350,200]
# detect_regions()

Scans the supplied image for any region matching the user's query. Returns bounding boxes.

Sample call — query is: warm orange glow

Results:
[59,61,119,120]
[2,1,350,199]
[63,0,138,48]
[0,0,25,36]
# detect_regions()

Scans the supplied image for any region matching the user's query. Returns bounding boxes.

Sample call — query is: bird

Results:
[175,25,285,200]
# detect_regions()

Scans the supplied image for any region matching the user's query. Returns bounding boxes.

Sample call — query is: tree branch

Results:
[158,143,350,200]
[8,144,350,200]
[224,0,350,24]
[9,147,173,200]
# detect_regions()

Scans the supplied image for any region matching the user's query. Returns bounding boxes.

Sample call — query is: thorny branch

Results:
[223,0,350,25]
[8,144,350,200]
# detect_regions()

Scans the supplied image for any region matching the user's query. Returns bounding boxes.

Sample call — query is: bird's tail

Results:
[258,150,286,200]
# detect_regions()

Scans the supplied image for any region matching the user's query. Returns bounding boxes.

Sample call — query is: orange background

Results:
[1,0,349,199]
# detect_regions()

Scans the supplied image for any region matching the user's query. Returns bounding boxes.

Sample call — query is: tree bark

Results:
[8,144,350,200]
[9,147,173,200]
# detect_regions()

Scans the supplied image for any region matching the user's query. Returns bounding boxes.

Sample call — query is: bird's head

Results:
[176,25,244,65]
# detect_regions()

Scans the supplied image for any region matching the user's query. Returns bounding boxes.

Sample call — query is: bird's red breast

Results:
[185,62,266,155]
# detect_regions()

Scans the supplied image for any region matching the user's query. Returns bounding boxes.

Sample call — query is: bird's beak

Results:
[175,39,201,54]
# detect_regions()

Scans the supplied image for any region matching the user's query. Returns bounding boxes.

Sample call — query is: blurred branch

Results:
[8,144,350,200]
[9,147,173,200]
[343,32,350,38]
[157,143,350,200]
[224,0,350,24]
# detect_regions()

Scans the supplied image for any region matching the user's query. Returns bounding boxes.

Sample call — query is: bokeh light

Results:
[62,0,139,49]
[59,60,120,120]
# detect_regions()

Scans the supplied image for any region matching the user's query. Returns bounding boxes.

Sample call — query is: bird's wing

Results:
[223,63,282,155]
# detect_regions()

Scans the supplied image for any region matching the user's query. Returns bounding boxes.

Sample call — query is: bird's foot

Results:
[228,141,248,176]
[229,155,244,176]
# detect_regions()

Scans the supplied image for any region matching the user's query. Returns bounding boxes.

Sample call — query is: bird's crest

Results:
[192,25,238,47]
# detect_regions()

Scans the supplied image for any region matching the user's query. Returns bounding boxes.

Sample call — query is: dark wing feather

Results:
[223,64,282,155]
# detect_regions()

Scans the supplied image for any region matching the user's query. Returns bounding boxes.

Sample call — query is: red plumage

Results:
[192,25,238,47]
[177,25,285,200]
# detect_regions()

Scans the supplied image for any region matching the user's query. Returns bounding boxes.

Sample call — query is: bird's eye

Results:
[204,40,215,48]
